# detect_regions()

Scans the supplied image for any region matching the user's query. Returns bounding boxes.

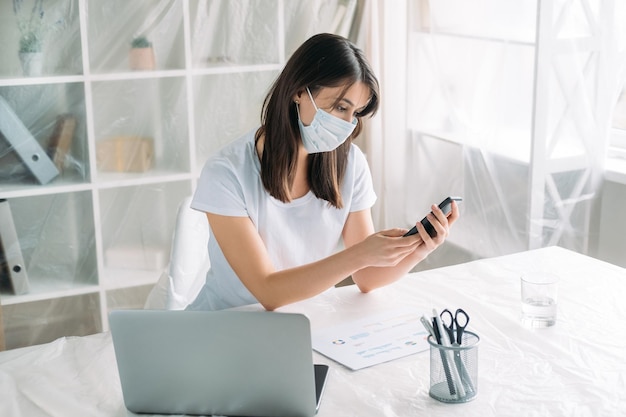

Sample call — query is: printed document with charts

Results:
[311,307,429,370]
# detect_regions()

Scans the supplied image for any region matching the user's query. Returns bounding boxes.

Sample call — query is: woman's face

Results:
[296,82,371,126]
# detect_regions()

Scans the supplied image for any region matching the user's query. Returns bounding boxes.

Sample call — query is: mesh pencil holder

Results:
[427,331,480,404]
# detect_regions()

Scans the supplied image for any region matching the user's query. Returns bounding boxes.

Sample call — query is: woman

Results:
[187,33,459,311]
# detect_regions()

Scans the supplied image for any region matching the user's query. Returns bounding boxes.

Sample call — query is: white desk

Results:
[1,246,625,416]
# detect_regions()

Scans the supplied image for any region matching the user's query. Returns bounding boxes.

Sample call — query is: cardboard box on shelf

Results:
[96,136,154,173]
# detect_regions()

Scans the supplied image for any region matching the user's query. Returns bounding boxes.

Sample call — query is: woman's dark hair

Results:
[256,33,380,209]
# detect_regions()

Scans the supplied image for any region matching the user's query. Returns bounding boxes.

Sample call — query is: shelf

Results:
[94,171,195,189]
[0,281,100,306]
[0,172,197,198]
[88,70,188,82]
[101,268,162,291]
[0,174,92,198]
[0,75,86,87]
[0,64,285,85]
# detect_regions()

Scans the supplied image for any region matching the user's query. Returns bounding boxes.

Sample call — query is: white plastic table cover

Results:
[1,246,625,417]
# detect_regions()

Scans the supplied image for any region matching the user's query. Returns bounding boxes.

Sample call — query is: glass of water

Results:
[520,272,559,328]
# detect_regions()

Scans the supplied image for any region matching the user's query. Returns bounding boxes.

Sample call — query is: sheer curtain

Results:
[364,0,625,269]
[360,0,410,233]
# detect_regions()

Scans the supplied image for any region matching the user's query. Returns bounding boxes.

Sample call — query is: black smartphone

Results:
[403,196,463,238]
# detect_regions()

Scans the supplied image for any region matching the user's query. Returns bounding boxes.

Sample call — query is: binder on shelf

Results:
[0,199,30,295]
[0,95,59,184]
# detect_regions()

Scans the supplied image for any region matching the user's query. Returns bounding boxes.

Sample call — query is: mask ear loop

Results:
[305,87,357,126]
[295,100,309,126]
[305,87,320,111]
[295,100,302,119]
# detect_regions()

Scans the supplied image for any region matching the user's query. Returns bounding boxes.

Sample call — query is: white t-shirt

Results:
[187,129,377,310]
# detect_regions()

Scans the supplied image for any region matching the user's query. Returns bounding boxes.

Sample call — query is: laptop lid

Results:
[109,310,325,417]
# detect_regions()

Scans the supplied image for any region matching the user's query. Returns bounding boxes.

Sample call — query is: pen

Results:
[432,317,442,344]
[420,315,435,339]
[433,309,466,399]
[455,352,475,395]
[428,312,455,397]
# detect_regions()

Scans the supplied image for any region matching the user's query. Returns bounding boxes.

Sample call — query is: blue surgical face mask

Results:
[297,87,357,153]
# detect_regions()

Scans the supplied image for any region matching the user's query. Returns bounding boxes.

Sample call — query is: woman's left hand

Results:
[407,200,460,261]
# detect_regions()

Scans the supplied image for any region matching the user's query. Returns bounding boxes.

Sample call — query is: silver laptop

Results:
[109,310,329,417]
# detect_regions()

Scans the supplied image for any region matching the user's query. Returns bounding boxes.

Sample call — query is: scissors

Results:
[440,308,469,345]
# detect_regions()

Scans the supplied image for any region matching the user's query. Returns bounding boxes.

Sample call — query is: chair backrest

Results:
[144,196,209,310]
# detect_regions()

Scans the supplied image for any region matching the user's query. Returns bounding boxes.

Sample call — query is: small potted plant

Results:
[13,0,46,76]
[129,35,156,71]
[17,31,44,76]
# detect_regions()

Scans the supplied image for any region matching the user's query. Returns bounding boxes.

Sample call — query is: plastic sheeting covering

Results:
[0,0,362,350]
[0,246,625,416]
[6,0,622,355]
[399,0,625,268]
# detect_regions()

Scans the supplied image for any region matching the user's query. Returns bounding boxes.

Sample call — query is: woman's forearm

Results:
[351,248,426,293]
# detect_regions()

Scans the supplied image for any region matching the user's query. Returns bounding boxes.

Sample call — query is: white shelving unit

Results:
[0,0,357,350]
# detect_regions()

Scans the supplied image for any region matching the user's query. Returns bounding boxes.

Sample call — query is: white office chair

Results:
[144,196,210,310]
